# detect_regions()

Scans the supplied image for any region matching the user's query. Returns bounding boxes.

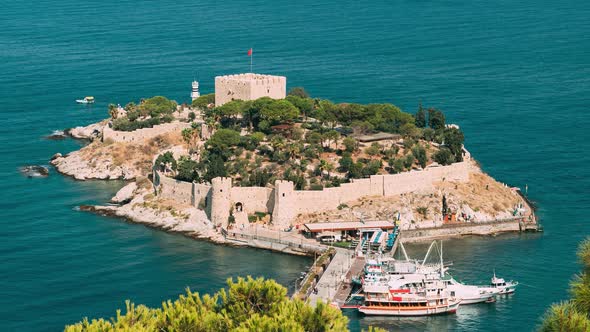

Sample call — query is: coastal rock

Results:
[51,153,63,160]
[45,130,67,140]
[20,165,49,178]
[66,122,106,140]
[82,189,220,241]
[50,149,142,181]
[111,182,137,204]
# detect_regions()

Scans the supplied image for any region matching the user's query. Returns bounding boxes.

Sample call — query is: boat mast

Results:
[399,241,410,261]
[440,241,444,277]
[422,241,436,268]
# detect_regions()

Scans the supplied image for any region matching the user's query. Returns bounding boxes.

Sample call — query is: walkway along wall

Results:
[155,161,473,229]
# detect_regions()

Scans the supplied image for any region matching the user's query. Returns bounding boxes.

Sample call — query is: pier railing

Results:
[224,228,326,254]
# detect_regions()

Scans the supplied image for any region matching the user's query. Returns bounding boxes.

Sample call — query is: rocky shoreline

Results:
[80,183,226,243]
[52,118,539,256]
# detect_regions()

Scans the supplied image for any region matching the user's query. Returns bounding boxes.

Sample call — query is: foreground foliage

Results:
[540,237,590,331]
[65,276,382,332]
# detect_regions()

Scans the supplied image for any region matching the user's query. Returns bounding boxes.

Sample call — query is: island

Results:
[51,73,540,254]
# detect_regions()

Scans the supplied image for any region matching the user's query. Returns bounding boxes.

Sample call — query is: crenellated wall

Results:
[156,161,475,229]
[102,121,191,143]
[214,73,286,106]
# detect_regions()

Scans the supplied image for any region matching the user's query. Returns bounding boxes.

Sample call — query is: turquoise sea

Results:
[1,0,589,331]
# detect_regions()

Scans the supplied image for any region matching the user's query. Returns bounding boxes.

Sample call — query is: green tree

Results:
[428,108,446,131]
[138,96,177,118]
[443,127,465,162]
[366,143,381,156]
[176,156,199,182]
[412,145,428,168]
[343,137,357,153]
[339,153,354,173]
[415,103,426,128]
[259,99,299,125]
[348,162,364,179]
[287,87,310,99]
[192,93,215,110]
[205,153,227,182]
[108,104,118,119]
[154,152,176,171]
[540,237,590,331]
[216,100,244,119]
[206,129,241,155]
[433,147,454,165]
[404,153,415,169]
[65,276,351,332]
[286,95,313,119]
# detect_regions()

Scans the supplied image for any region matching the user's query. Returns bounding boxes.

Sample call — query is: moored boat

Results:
[490,272,518,294]
[359,277,461,316]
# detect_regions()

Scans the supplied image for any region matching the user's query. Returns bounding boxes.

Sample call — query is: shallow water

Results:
[1,0,589,330]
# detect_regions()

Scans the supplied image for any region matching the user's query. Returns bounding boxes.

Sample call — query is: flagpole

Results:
[250,48,253,73]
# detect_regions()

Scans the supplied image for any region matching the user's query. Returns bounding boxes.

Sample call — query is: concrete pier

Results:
[308,248,353,306]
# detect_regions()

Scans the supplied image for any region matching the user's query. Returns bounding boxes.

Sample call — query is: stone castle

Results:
[154,160,474,230]
[214,73,286,106]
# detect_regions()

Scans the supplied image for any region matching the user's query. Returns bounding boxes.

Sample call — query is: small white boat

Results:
[490,272,518,294]
[76,96,95,104]
[444,276,501,304]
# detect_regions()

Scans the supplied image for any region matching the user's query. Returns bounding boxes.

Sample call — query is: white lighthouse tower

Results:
[191,81,200,101]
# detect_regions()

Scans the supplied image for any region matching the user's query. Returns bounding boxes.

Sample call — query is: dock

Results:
[304,225,401,306]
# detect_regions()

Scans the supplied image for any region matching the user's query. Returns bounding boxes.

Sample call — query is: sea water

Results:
[1,0,589,330]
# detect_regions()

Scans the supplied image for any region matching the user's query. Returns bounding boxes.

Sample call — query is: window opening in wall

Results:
[235,202,243,212]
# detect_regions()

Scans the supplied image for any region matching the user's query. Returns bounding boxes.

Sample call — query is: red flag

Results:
[247,48,252,56]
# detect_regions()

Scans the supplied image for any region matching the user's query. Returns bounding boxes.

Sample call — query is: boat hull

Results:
[460,296,495,305]
[359,301,460,316]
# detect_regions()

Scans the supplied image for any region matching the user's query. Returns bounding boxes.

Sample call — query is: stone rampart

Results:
[230,186,274,214]
[157,161,475,229]
[103,122,191,143]
[158,174,196,206]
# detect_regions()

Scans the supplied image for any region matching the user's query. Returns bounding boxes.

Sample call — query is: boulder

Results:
[112,182,137,204]
[20,165,49,178]
[45,130,67,140]
[51,153,63,160]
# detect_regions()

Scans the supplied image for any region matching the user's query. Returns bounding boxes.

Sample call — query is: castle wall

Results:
[156,161,474,229]
[158,174,195,206]
[230,187,274,214]
[102,122,191,143]
[215,73,286,106]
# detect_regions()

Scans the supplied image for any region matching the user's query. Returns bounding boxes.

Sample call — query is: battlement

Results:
[215,73,286,106]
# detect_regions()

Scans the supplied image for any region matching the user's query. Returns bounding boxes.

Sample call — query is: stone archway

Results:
[235,202,243,212]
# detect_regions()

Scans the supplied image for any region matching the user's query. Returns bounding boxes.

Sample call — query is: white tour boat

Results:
[76,96,95,104]
[359,272,461,316]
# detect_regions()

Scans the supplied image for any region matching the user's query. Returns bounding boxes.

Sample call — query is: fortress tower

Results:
[191,81,200,101]
[214,73,286,106]
[210,177,232,228]
[271,180,296,229]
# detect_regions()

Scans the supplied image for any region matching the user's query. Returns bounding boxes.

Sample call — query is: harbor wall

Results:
[156,161,475,228]
[401,218,524,242]
[102,121,191,143]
